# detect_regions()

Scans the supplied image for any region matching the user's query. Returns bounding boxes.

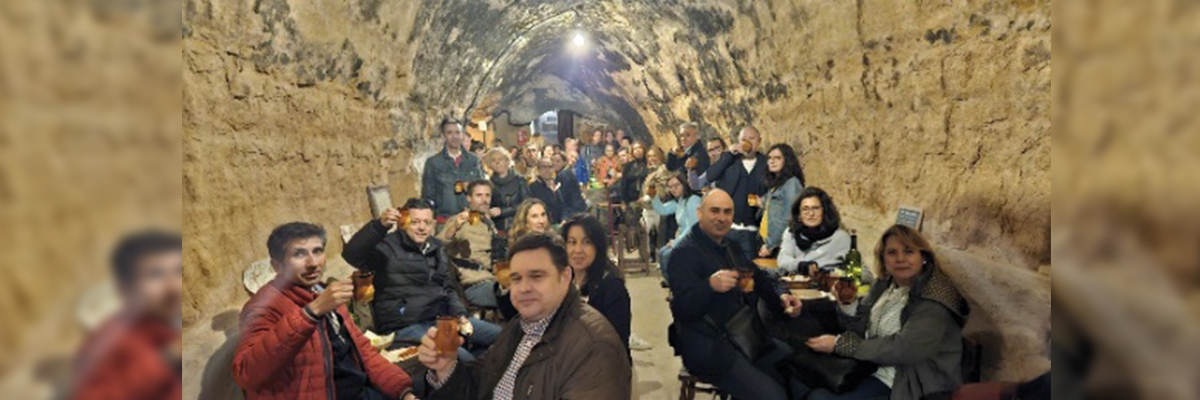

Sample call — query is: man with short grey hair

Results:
[667,122,710,191]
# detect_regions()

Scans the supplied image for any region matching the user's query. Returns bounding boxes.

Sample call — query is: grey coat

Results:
[834,265,969,400]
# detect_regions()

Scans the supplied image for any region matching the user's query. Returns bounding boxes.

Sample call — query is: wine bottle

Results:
[844,229,863,286]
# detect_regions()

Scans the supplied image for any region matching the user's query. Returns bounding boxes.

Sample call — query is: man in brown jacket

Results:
[413,232,631,400]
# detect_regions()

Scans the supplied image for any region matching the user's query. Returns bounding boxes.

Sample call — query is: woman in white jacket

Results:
[777,187,872,283]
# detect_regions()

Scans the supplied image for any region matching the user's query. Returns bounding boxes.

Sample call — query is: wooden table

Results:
[753,258,778,269]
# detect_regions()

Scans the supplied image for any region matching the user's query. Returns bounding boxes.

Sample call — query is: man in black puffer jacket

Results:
[343,198,501,361]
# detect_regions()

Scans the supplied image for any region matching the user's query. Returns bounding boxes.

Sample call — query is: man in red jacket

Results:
[233,222,415,400]
[71,231,183,400]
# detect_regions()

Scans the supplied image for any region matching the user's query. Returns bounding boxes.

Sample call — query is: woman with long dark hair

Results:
[562,214,637,352]
[776,187,865,281]
[757,143,806,258]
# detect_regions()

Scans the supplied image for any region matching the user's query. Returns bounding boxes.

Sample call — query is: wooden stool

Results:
[678,370,730,400]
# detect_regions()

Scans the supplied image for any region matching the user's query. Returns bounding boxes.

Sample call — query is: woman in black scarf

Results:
[484,147,529,232]
[776,187,871,283]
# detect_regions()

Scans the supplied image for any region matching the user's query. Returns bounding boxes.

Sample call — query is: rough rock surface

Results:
[183,0,1050,397]
[0,0,181,385]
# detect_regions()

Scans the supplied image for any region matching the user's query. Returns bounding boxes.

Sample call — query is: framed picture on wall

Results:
[896,206,924,231]
[366,185,392,218]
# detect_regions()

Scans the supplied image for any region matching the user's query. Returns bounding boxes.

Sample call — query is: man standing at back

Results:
[667,122,711,191]
[704,125,768,260]
[423,118,484,221]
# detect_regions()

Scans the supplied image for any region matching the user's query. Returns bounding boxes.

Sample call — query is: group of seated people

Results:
[229,118,973,400]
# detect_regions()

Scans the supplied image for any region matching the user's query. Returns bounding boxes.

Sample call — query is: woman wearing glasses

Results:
[651,172,702,281]
[777,187,870,282]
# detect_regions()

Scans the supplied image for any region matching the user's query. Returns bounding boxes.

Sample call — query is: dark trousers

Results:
[800,376,891,400]
[714,339,794,400]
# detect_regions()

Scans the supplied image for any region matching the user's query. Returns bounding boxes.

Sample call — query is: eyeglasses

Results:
[800,206,823,214]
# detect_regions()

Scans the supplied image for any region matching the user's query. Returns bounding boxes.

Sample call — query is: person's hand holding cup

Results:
[709,270,738,293]
[307,278,353,316]
[494,261,511,290]
[737,269,755,293]
[380,208,403,229]
[418,325,462,383]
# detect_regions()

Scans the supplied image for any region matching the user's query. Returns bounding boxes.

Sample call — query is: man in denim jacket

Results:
[423,118,484,220]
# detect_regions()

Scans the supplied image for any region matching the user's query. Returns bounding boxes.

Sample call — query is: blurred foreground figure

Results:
[70,231,183,400]
[233,223,414,400]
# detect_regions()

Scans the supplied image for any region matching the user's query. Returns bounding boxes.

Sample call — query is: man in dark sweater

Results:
[704,126,768,261]
[668,189,803,400]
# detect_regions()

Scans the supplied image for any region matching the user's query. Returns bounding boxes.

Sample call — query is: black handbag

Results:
[783,346,877,394]
[705,305,774,361]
